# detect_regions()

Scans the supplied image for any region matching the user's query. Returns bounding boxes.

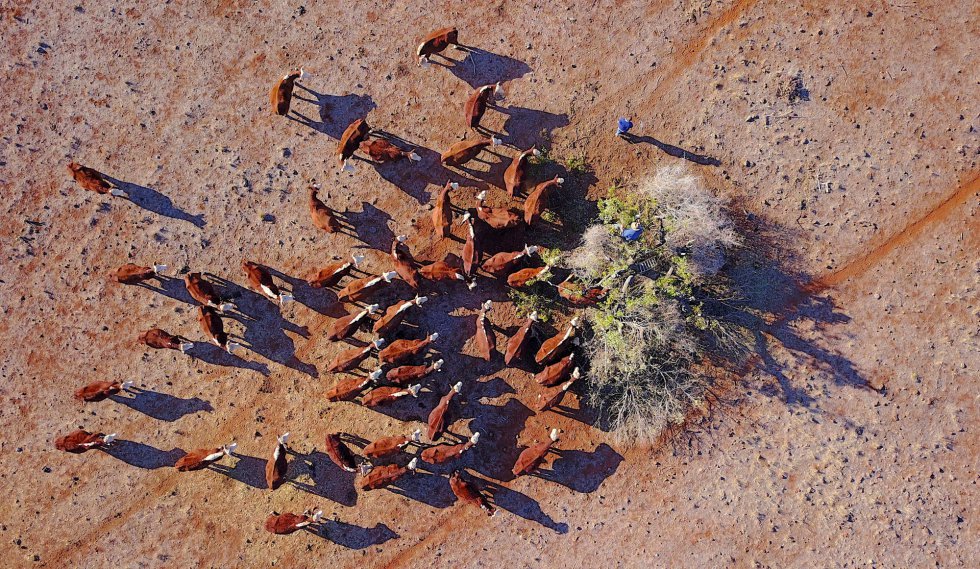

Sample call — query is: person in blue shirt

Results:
[616,117,633,137]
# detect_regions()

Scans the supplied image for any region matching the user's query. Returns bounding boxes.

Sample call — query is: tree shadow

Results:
[103,440,185,470]
[481,479,568,533]
[289,450,358,507]
[435,47,532,88]
[535,444,623,493]
[289,86,377,139]
[209,453,267,489]
[103,175,206,227]
[110,387,213,422]
[316,519,399,549]
[498,107,570,150]
[621,134,721,167]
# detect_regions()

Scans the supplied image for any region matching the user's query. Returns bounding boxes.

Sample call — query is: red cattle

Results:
[198,306,240,353]
[481,245,538,277]
[337,271,398,303]
[309,186,341,233]
[534,353,576,387]
[326,369,381,402]
[270,69,305,116]
[309,253,365,289]
[507,265,549,288]
[473,300,495,361]
[324,433,358,472]
[265,510,322,535]
[534,371,580,412]
[504,311,539,366]
[360,139,421,163]
[175,443,236,471]
[427,381,462,440]
[361,384,421,408]
[420,260,476,289]
[441,136,501,167]
[55,430,115,453]
[184,272,233,311]
[386,359,443,386]
[503,147,540,196]
[378,333,438,365]
[461,215,481,276]
[432,181,459,238]
[68,162,123,197]
[242,260,293,305]
[464,82,504,130]
[512,428,559,477]
[391,235,421,290]
[416,27,459,66]
[363,429,422,459]
[524,176,564,225]
[475,190,522,229]
[357,458,418,490]
[74,380,133,402]
[111,263,168,284]
[373,295,428,336]
[138,328,193,353]
[420,432,480,464]
[265,433,290,490]
[338,118,371,171]
[327,338,385,373]
[449,471,496,516]
[557,275,608,306]
[327,304,380,341]
[535,316,580,365]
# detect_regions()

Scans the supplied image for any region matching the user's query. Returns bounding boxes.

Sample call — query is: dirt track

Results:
[1,1,977,567]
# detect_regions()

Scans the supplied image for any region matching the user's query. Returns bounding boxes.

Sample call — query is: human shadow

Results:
[435,47,532,88]
[482,480,568,533]
[209,453,267,489]
[535,444,623,493]
[289,86,377,139]
[289,449,358,507]
[110,387,213,422]
[103,440,185,470]
[498,107,570,150]
[317,519,399,549]
[103,175,206,227]
[621,134,721,167]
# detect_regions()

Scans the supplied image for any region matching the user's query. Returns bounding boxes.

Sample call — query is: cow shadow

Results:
[110,387,213,422]
[132,275,196,305]
[621,134,721,167]
[103,440,185,470]
[265,267,348,317]
[103,176,206,228]
[185,341,271,376]
[466,397,534,481]
[345,202,395,252]
[387,470,456,508]
[365,134,481,204]
[482,480,568,533]
[289,86,377,139]
[535,444,623,493]
[436,47,531,88]
[209,452,268,489]
[289,449,358,507]
[499,107,569,150]
[316,519,399,549]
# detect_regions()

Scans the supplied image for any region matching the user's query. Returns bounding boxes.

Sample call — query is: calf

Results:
[557,275,607,306]
[242,260,293,305]
[324,433,359,472]
[535,316,580,365]
[449,470,496,516]
[473,300,495,361]
[270,69,305,116]
[461,215,481,276]
[55,429,115,453]
[427,381,462,440]
[534,353,576,387]
[184,273,233,312]
[198,306,241,353]
[507,265,549,288]
[265,509,323,535]
[504,311,539,366]
[386,359,443,386]
[391,235,421,290]
[481,245,538,276]
[534,372,580,412]
[327,304,380,341]
[374,295,428,336]
[326,369,382,401]
[357,458,418,490]
[337,271,398,303]
[337,118,371,172]
[361,384,421,408]
[175,443,236,471]
[74,380,133,402]
[359,139,421,163]
[309,186,341,233]
[68,162,123,196]
[420,260,476,289]
[138,328,193,353]
[524,176,564,225]
[327,338,385,372]
[111,263,168,284]
[265,433,290,490]
[440,136,501,167]
[475,190,521,229]
[363,429,422,459]
[416,27,459,66]
[309,253,365,289]
[379,333,438,365]
[503,147,540,196]
[464,82,504,130]
[420,432,480,464]
[512,428,559,477]
[433,181,459,239]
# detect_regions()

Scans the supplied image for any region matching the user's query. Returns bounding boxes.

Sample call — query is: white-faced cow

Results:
[449,470,496,516]
[265,509,323,535]
[327,338,385,373]
[433,181,459,239]
[68,162,123,197]
[363,429,422,459]
[326,369,382,402]
[504,311,539,366]
[242,260,293,305]
[373,295,428,336]
[512,428,559,477]
[175,443,237,471]
[265,433,290,490]
[337,271,398,303]
[74,380,133,402]
[416,27,459,66]
[420,432,480,464]
[270,69,305,116]
[55,429,116,453]
[524,176,564,225]
[427,381,462,440]
[386,359,443,386]
[465,82,504,130]
[503,147,540,196]
[111,263,168,285]
[327,304,380,341]
[378,333,438,365]
[357,457,418,490]
[138,328,193,353]
[535,316,580,365]
[473,300,495,361]
[441,137,501,168]
[309,253,365,289]
[324,433,358,472]
[338,118,371,172]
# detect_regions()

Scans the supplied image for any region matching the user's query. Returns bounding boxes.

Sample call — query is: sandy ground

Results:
[1,0,977,567]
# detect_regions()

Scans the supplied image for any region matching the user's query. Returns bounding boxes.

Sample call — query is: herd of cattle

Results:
[58,27,600,536]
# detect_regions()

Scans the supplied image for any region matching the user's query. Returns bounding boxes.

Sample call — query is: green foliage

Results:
[565,154,590,174]
[508,288,553,322]
[537,247,563,268]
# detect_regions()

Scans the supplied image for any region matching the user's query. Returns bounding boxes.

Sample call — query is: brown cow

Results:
[507,265,549,288]
[420,261,476,289]
[138,328,193,353]
[55,430,115,453]
[504,311,539,366]
[373,296,428,336]
[534,371,580,412]
[327,338,385,373]
[111,263,168,284]
[363,429,422,459]
[557,275,608,306]
[359,139,421,163]
[242,260,293,305]
[534,353,576,387]
[461,215,481,276]
[337,271,398,303]
[361,384,421,408]
[427,381,462,440]
[475,190,521,229]
[357,458,418,490]
[309,253,365,289]
[512,428,559,477]
[464,82,504,130]
[175,443,236,471]
[420,432,480,464]
[416,27,459,66]
[449,470,496,516]
[338,118,371,171]
[265,509,322,535]
[386,359,443,386]
[378,333,438,365]
[265,433,290,490]
[473,300,495,361]
[391,235,421,290]
[68,162,123,196]
[309,186,341,233]
[270,69,305,116]
[481,245,538,277]
[535,316,580,365]
[198,306,240,353]
[74,380,133,402]
[441,136,501,167]
[432,181,459,238]
[524,176,564,225]
[184,273,233,311]
[504,147,540,196]
[326,369,381,402]
[327,304,380,341]
[324,433,358,472]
